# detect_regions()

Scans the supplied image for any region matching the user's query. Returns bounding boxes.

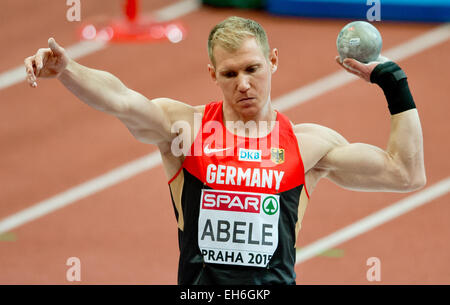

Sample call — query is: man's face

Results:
[209,37,278,119]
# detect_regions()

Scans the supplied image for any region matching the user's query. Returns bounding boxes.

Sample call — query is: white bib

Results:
[198,189,280,267]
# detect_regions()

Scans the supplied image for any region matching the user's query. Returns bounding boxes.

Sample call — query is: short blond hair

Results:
[207,16,270,66]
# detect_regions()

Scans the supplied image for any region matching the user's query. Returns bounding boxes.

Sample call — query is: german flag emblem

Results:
[270,148,285,164]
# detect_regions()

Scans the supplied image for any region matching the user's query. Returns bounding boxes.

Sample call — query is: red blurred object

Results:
[125,0,137,21]
[78,0,187,43]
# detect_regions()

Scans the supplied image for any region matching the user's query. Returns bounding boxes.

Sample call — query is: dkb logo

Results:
[239,148,261,162]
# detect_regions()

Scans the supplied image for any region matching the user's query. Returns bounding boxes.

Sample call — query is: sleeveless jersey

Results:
[168,101,309,284]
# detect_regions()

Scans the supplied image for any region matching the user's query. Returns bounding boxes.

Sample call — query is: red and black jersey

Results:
[168,101,309,285]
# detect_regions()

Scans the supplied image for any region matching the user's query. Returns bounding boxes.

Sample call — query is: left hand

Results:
[335,55,390,82]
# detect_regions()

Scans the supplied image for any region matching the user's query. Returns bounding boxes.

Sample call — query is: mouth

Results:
[237,97,256,103]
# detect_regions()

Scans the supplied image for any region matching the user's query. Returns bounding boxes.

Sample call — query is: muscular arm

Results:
[300,57,426,193]
[316,109,425,192]
[25,38,196,146]
[58,60,174,144]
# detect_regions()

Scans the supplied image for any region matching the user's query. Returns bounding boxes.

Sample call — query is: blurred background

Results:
[0,0,449,284]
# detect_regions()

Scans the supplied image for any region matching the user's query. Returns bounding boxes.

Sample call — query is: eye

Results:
[246,65,258,73]
[223,71,237,78]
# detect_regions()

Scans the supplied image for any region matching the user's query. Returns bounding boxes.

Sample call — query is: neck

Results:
[222,98,277,138]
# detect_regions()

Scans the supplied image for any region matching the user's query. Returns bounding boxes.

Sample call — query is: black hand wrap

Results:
[370,61,416,115]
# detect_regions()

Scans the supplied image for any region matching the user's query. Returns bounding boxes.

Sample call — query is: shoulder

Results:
[292,123,349,172]
[294,123,345,141]
[152,97,205,123]
[152,97,205,115]
[294,123,348,148]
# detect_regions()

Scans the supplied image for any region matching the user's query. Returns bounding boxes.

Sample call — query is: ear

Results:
[208,64,217,83]
[269,48,278,74]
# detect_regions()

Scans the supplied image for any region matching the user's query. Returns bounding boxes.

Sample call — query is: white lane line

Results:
[296,177,450,264]
[0,0,201,91]
[0,23,448,233]
[153,0,201,22]
[272,23,450,112]
[0,67,24,91]
[383,23,450,62]
[0,153,162,233]
[273,70,356,112]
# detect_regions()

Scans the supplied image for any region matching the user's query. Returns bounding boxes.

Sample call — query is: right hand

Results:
[335,55,390,83]
[24,38,70,87]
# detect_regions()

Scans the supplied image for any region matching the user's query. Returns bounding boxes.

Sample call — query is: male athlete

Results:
[24,17,425,284]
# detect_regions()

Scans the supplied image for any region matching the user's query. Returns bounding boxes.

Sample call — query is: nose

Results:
[237,74,250,92]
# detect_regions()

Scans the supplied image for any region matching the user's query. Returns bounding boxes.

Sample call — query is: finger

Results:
[335,56,352,72]
[35,48,49,76]
[342,58,363,72]
[336,56,369,80]
[343,65,363,77]
[342,59,368,79]
[344,58,374,82]
[24,56,37,87]
[336,56,351,72]
[48,37,64,56]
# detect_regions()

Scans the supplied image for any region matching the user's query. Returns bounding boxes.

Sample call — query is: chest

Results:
[184,122,304,194]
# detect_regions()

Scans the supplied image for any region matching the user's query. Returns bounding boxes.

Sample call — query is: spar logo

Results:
[201,189,280,215]
[262,196,278,215]
[202,189,260,213]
